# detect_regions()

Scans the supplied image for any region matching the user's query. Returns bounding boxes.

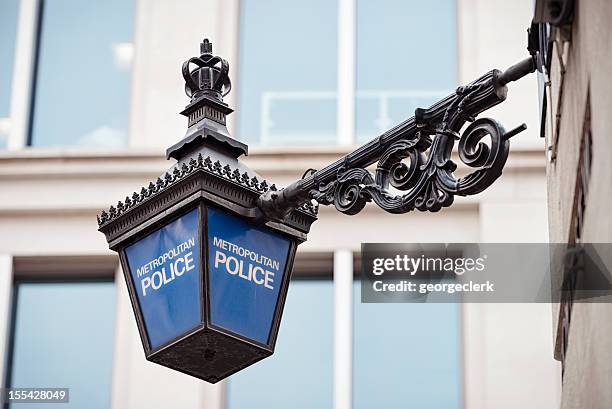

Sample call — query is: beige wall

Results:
[459,1,561,408]
[545,1,612,408]
[546,0,612,243]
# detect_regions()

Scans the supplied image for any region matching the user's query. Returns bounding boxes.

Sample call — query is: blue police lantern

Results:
[97,40,317,383]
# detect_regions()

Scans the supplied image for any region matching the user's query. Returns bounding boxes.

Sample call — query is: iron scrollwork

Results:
[313,116,522,216]
[257,56,536,220]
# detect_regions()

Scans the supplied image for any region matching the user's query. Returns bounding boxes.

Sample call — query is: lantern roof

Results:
[97,152,318,229]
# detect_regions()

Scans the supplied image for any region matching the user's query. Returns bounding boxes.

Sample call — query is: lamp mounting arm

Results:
[257,56,536,221]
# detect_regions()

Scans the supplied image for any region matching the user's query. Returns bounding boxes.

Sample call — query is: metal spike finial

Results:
[200,39,213,55]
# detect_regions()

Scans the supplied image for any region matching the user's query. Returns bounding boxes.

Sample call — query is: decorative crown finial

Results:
[170,39,246,162]
[182,38,231,103]
[200,39,213,55]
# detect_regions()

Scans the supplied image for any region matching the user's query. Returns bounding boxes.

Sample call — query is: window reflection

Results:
[353,281,462,409]
[29,0,134,147]
[8,281,116,409]
[228,280,333,408]
[238,0,338,146]
[356,0,456,142]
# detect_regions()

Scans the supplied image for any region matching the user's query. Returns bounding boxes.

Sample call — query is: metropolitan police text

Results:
[136,238,196,296]
[212,236,280,290]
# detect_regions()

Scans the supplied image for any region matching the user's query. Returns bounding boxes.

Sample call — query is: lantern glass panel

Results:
[125,208,202,349]
[207,206,292,344]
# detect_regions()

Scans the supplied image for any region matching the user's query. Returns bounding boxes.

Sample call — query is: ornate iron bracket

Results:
[258,57,536,220]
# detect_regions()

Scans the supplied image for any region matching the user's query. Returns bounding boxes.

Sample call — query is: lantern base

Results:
[148,327,272,383]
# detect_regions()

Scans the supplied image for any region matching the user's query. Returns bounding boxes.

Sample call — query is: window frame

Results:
[1,255,117,391]
[5,0,38,150]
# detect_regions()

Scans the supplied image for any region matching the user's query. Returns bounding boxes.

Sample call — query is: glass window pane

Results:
[356,0,456,142]
[353,282,462,409]
[0,0,20,148]
[8,282,116,409]
[228,280,333,408]
[29,0,134,147]
[237,0,338,146]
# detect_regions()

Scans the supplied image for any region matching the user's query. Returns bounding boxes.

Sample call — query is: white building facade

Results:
[0,0,561,408]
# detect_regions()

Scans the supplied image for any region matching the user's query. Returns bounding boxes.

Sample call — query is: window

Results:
[29,0,134,147]
[238,0,456,147]
[227,277,461,409]
[353,282,462,408]
[228,280,333,408]
[356,0,456,142]
[0,0,20,148]
[237,0,338,146]
[7,281,116,409]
